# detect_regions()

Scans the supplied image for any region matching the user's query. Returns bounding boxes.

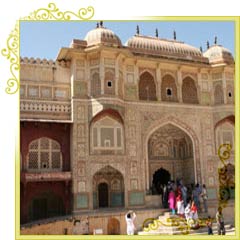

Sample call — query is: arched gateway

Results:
[93,165,124,208]
[145,117,201,191]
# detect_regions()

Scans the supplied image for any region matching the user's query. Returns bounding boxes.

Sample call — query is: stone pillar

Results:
[197,71,201,104]
[156,64,162,101]
[70,59,76,97]
[100,54,104,94]
[122,62,126,97]
[222,71,227,104]
[177,69,183,102]
[86,58,90,96]
[209,71,214,105]
[134,62,139,99]
[115,56,120,96]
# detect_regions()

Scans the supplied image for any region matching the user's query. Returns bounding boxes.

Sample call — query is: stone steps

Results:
[138,211,235,235]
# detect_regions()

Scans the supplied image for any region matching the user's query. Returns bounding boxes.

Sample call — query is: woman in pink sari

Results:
[168,188,176,215]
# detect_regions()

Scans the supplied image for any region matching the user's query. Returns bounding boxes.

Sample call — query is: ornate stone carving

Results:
[77,161,86,177]
[128,126,136,139]
[130,179,138,190]
[129,144,137,157]
[130,161,137,175]
[77,124,86,140]
[77,106,85,120]
[20,100,71,113]
[78,181,86,192]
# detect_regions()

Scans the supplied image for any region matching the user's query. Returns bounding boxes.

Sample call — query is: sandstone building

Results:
[20,23,235,225]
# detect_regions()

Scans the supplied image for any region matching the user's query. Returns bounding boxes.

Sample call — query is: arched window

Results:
[214,84,224,105]
[161,74,178,102]
[104,70,115,95]
[227,84,234,104]
[182,77,198,104]
[27,137,62,171]
[139,72,157,101]
[91,116,123,150]
[91,72,101,97]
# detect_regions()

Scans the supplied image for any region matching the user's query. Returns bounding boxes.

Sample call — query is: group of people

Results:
[124,207,226,235]
[159,180,208,214]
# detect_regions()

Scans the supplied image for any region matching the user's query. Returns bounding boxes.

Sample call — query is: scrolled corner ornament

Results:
[218,143,232,166]
[217,143,233,209]
[1,22,20,94]
[22,3,95,21]
[2,3,95,95]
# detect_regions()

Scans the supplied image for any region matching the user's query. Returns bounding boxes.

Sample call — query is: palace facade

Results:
[20,23,235,224]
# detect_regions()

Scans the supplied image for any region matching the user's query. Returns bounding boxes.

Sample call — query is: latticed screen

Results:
[28,137,62,171]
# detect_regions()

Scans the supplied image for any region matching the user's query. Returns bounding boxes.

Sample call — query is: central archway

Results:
[147,123,196,190]
[93,165,124,208]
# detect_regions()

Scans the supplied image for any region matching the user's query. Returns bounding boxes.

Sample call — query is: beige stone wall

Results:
[21,209,166,235]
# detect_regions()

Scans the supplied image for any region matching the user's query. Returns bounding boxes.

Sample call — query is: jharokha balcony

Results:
[21,171,72,183]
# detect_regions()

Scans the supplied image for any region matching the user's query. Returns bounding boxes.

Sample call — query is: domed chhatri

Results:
[203,45,234,64]
[84,23,122,47]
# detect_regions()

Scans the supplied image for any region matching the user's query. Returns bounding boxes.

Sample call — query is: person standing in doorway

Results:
[125,210,136,235]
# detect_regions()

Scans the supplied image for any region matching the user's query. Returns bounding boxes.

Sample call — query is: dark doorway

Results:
[152,168,171,194]
[98,183,109,207]
[32,198,47,220]
[30,193,64,221]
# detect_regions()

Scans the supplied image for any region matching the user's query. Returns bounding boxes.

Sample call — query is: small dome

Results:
[84,26,122,47]
[203,45,234,64]
[125,35,207,63]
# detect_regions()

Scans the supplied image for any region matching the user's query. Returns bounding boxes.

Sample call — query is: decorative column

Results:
[156,63,162,101]
[100,53,104,94]
[122,60,126,97]
[115,55,120,96]
[134,61,139,99]
[86,58,90,96]
[197,70,201,104]
[177,68,183,102]
[209,70,214,105]
[222,70,227,104]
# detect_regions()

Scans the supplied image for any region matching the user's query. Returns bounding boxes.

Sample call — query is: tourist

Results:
[192,184,200,211]
[125,210,136,235]
[190,201,198,220]
[201,184,208,213]
[168,188,176,215]
[176,192,185,217]
[181,184,188,207]
[206,216,213,235]
[184,200,192,223]
[216,207,225,235]
[163,184,168,208]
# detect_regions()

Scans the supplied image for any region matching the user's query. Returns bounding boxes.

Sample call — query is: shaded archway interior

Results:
[93,165,124,208]
[148,123,194,192]
[152,168,171,194]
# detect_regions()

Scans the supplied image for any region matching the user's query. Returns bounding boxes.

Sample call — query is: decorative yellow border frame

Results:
[1,3,239,240]
[1,3,94,95]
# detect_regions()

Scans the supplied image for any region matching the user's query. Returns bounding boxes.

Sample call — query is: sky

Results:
[20,21,235,60]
